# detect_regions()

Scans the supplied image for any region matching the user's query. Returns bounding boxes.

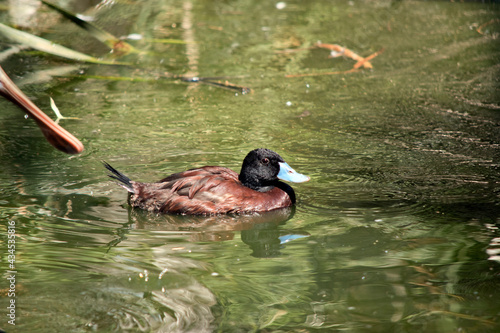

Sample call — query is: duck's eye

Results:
[261,158,270,165]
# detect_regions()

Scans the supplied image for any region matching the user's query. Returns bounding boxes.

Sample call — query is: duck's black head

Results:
[238,148,309,192]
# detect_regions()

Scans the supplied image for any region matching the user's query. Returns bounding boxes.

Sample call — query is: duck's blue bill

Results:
[278,162,310,183]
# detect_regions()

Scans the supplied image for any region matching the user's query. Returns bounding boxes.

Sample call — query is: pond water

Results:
[1,0,499,332]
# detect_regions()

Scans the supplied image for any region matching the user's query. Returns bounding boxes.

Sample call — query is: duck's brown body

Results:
[104,148,308,216]
[128,166,293,215]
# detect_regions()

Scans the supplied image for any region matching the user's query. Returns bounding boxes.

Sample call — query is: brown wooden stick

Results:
[0,66,84,154]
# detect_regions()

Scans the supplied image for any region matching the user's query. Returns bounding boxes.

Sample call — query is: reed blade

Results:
[0,23,126,65]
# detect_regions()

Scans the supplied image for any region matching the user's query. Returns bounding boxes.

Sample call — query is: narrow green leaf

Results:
[0,23,128,65]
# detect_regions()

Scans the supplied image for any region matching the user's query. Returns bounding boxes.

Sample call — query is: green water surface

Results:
[1,0,499,332]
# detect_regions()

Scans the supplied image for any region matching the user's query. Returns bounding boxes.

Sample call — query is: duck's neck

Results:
[239,173,275,192]
[275,181,296,204]
[240,177,296,203]
[238,174,296,203]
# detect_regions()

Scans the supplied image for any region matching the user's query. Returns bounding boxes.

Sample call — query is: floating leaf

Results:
[41,0,137,56]
[50,97,81,124]
[0,23,128,65]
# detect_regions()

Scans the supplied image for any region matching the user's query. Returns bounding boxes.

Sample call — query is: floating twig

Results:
[197,80,252,94]
[317,42,374,69]
[353,48,384,69]
[476,18,500,35]
[285,43,383,77]
[68,72,253,94]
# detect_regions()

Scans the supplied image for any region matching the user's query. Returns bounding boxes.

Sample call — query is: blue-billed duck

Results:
[103,148,309,215]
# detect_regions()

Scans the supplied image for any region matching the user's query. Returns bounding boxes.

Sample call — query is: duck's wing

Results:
[158,166,239,198]
[130,167,242,214]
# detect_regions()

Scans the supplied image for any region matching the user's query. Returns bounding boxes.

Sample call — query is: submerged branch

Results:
[67,72,252,94]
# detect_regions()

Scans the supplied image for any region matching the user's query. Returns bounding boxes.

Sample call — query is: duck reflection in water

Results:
[104,148,309,215]
[124,205,310,258]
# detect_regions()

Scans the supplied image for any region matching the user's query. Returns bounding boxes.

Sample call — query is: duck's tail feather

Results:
[102,161,135,193]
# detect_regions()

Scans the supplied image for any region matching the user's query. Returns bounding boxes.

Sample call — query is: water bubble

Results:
[126,33,143,40]
[276,2,286,10]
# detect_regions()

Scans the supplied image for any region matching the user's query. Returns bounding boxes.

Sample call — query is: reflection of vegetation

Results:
[0,22,121,64]
[41,0,138,57]
[0,1,251,93]
[1,1,176,64]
